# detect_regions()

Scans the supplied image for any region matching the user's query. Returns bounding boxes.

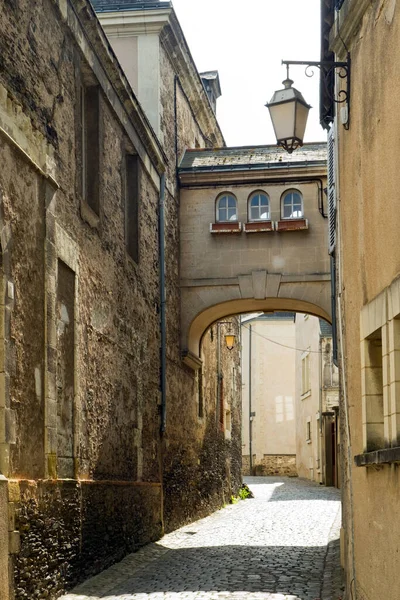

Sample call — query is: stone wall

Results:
[242,455,297,477]
[157,35,241,532]
[12,480,161,599]
[0,0,242,597]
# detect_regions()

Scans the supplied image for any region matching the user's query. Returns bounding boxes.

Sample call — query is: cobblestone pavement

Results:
[61,477,343,600]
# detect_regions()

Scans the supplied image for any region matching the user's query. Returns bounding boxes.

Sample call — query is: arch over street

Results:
[178,143,330,368]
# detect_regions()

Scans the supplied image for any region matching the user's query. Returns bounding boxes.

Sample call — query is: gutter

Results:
[159,173,167,434]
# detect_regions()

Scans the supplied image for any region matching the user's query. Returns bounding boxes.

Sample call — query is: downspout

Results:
[331,255,338,367]
[159,173,167,434]
[217,324,221,427]
[249,324,253,475]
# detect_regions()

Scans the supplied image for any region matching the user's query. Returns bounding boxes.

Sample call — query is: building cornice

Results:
[179,164,327,188]
[95,7,172,36]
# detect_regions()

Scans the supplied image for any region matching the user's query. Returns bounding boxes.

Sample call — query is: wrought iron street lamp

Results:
[266,67,311,154]
[267,55,351,152]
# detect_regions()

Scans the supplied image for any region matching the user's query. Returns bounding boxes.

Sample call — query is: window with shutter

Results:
[327,126,336,255]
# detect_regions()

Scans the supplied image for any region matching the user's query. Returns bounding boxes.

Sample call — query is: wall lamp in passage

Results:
[266,54,351,152]
[217,321,237,350]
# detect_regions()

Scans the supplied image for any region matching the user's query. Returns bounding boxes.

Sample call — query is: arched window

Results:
[282,190,303,219]
[248,192,270,221]
[216,193,237,222]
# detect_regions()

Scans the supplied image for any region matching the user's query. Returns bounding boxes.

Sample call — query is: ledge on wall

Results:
[276,219,309,232]
[210,222,242,234]
[244,221,274,233]
[354,446,400,467]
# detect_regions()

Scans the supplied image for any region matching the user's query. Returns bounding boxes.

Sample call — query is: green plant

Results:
[238,484,253,500]
[230,495,239,504]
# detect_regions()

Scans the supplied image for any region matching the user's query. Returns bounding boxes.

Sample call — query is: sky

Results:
[171,0,326,147]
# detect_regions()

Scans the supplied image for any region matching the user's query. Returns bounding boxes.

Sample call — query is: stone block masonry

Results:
[13,479,162,599]
[0,0,242,598]
[242,455,297,477]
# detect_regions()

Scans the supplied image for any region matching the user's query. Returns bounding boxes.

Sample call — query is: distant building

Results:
[241,313,297,477]
[295,315,339,486]
[241,313,339,485]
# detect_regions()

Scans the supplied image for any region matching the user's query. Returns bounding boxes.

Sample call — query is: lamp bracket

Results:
[282,53,351,128]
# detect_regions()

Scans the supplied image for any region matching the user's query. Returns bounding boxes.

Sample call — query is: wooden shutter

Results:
[327,125,337,255]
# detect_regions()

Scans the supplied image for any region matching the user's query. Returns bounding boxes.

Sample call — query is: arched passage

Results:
[182,294,331,369]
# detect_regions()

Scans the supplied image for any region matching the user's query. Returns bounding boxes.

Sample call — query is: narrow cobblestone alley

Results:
[61,477,343,600]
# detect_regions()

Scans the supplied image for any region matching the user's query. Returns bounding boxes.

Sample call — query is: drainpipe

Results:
[217,324,221,427]
[331,255,338,368]
[159,173,167,434]
[249,324,253,475]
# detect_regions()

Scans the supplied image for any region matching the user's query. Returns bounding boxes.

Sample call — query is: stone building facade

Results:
[295,315,339,486]
[0,1,241,598]
[240,312,338,483]
[241,313,297,477]
[320,1,400,599]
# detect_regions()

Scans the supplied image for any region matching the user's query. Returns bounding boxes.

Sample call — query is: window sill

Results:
[301,390,311,400]
[81,198,100,230]
[244,221,274,233]
[354,446,400,467]
[210,222,242,234]
[276,218,308,232]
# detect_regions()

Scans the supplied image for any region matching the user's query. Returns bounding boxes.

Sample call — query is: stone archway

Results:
[182,285,331,369]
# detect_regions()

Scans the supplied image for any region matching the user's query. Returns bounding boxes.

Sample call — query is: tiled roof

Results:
[91,0,171,12]
[179,143,327,172]
[319,319,333,337]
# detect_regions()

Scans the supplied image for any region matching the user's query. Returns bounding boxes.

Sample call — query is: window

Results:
[306,419,312,442]
[125,153,140,262]
[355,280,400,465]
[82,85,100,215]
[282,190,303,219]
[302,350,311,396]
[216,194,237,222]
[248,192,270,221]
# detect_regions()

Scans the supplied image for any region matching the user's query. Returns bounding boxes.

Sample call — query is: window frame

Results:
[301,349,311,397]
[281,189,304,220]
[248,191,270,222]
[216,193,238,223]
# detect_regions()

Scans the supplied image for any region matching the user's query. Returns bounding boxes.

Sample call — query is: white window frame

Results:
[301,349,311,398]
[248,191,270,222]
[216,193,238,223]
[306,417,312,443]
[281,189,304,219]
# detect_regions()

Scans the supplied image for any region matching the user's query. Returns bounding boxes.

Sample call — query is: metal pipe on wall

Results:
[249,324,253,475]
[159,173,167,434]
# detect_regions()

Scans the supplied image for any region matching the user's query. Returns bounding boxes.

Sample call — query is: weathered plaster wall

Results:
[333,3,400,599]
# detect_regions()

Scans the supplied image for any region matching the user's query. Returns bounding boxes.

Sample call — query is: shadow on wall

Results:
[244,476,341,502]
[68,541,340,598]
[163,410,242,533]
